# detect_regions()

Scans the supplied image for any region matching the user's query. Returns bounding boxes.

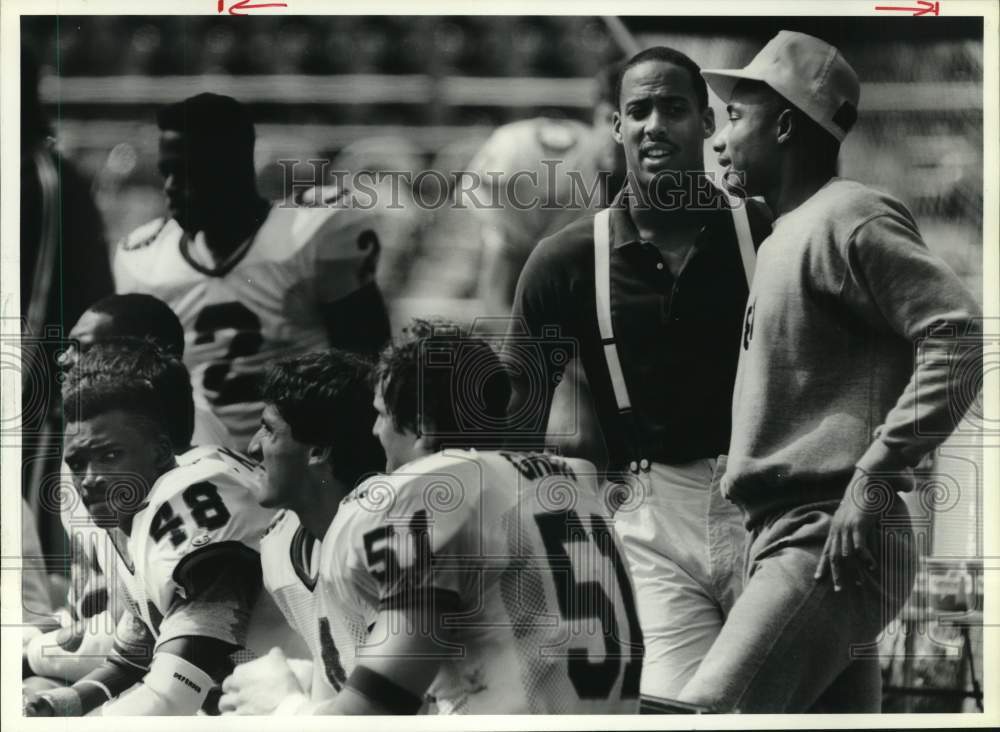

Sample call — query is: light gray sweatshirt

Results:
[724,178,982,527]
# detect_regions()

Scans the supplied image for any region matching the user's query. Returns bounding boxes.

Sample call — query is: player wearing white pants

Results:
[507,47,771,703]
[611,458,744,698]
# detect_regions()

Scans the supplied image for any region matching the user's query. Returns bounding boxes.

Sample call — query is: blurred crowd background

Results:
[23,15,984,307]
[20,13,986,712]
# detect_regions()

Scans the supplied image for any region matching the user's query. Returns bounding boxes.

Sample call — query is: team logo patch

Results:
[190,531,213,547]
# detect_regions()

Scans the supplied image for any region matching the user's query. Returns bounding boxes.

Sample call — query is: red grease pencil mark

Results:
[218,0,289,14]
[874,1,940,16]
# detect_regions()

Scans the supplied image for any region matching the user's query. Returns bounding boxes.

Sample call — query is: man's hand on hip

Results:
[815,467,907,591]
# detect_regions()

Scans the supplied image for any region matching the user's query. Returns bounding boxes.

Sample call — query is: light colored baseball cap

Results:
[701,31,860,143]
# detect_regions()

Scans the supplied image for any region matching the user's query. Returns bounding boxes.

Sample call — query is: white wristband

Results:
[141,652,215,711]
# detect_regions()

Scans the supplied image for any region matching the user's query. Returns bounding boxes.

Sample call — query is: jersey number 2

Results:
[535,510,642,700]
[150,482,232,547]
[194,302,263,406]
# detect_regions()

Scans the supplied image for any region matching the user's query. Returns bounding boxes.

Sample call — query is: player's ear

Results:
[307,445,331,467]
[776,108,794,145]
[611,110,624,145]
[413,433,437,459]
[154,433,174,471]
[701,105,716,138]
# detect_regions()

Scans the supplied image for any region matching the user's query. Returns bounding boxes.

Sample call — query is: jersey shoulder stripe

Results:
[250,198,376,264]
[262,507,292,540]
[118,217,171,253]
[113,217,187,290]
[261,509,317,594]
[292,183,350,207]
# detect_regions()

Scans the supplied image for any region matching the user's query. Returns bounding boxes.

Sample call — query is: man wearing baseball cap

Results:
[676,31,982,712]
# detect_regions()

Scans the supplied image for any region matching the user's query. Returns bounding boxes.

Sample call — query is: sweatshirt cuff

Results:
[856,439,911,477]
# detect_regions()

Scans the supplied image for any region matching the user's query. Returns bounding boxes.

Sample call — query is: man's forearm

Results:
[33,655,145,716]
[101,651,219,716]
[857,318,983,473]
[24,615,116,683]
[848,216,984,472]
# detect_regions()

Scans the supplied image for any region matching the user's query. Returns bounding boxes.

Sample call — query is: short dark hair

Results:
[157,92,255,163]
[262,349,384,488]
[614,46,709,110]
[86,294,185,357]
[374,319,511,450]
[62,341,195,451]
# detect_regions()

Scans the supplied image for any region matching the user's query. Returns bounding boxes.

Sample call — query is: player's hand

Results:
[23,692,56,716]
[219,647,304,715]
[22,625,42,650]
[815,467,899,591]
[286,658,315,693]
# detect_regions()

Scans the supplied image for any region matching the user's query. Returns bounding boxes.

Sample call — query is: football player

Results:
[113,92,391,449]
[24,342,279,716]
[24,294,234,689]
[464,63,625,317]
[459,65,627,473]
[61,293,233,448]
[217,349,385,714]
[220,320,643,715]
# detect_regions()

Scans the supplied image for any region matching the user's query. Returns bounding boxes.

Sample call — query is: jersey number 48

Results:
[149,482,232,547]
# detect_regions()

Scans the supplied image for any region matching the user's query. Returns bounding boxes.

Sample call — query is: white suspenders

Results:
[593,199,756,472]
[593,208,632,415]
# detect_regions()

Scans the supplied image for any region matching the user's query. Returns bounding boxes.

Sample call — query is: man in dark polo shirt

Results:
[505,46,771,703]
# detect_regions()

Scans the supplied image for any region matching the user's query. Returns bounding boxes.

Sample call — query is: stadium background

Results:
[22,13,986,712]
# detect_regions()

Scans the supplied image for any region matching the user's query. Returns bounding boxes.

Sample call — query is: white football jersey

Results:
[260,509,339,701]
[113,202,381,448]
[60,445,223,623]
[191,396,236,450]
[318,449,643,714]
[466,118,612,259]
[93,445,276,650]
[62,430,231,565]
